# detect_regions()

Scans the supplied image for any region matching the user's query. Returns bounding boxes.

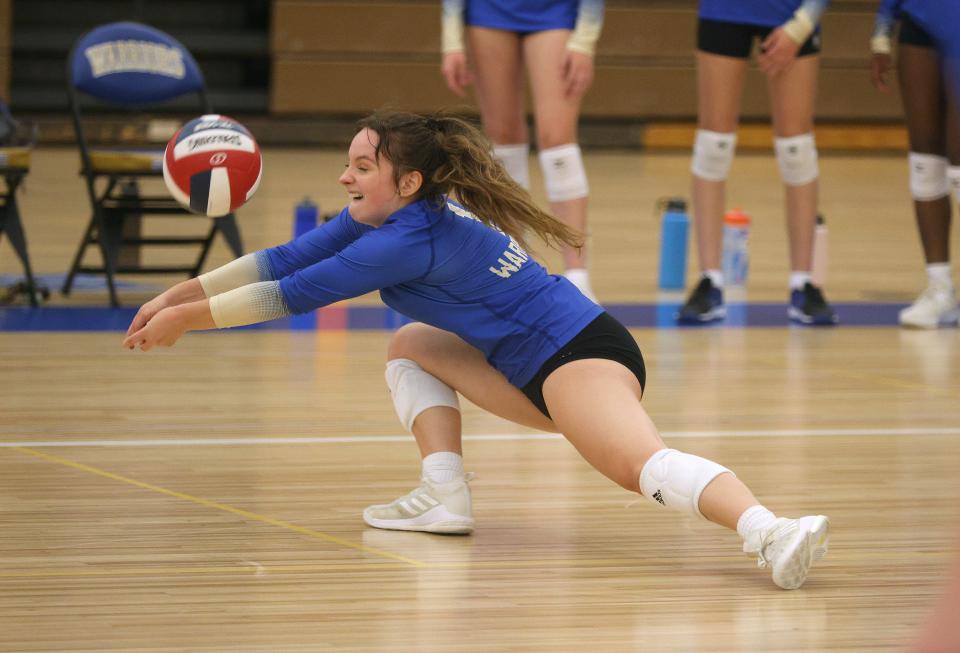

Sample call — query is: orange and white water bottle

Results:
[722,208,751,286]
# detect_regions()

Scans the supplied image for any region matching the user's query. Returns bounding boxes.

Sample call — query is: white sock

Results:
[422,452,465,484]
[704,269,724,288]
[927,263,953,289]
[736,504,778,542]
[790,271,812,290]
[564,268,597,302]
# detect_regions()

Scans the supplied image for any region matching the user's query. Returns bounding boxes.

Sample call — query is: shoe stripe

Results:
[409,497,428,511]
[420,494,440,507]
[399,500,415,515]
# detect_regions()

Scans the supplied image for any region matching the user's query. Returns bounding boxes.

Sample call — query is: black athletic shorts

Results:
[899,12,935,49]
[697,18,821,59]
[521,312,646,419]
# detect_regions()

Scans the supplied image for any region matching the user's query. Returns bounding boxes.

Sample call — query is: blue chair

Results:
[63,22,244,307]
[0,100,43,306]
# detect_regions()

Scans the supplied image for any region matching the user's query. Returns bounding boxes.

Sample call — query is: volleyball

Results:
[162,114,262,217]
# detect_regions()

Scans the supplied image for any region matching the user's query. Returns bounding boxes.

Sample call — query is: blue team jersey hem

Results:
[698,0,813,28]
[464,0,577,33]
[464,17,575,33]
[510,302,605,388]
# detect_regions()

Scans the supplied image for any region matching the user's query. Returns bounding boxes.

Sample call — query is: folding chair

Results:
[0,101,42,307]
[63,21,244,307]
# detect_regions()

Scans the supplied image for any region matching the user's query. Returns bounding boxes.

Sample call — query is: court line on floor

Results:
[0,549,949,579]
[2,426,960,448]
[11,447,426,568]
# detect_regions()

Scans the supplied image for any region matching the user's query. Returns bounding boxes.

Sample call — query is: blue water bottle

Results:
[294,197,319,238]
[657,198,689,290]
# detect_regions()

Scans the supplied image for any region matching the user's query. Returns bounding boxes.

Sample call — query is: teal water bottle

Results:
[294,197,319,237]
[657,198,689,290]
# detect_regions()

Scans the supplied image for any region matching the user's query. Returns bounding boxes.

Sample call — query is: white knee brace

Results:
[493,143,531,190]
[538,143,589,202]
[385,358,460,432]
[774,133,819,186]
[909,153,951,201]
[691,129,737,181]
[949,166,960,202]
[639,448,733,518]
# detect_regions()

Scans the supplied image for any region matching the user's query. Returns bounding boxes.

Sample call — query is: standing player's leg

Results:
[896,40,959,327]
[767,52,836,324]
[466,27,531,189]
[523,29,596,300]
[678,24,749,324]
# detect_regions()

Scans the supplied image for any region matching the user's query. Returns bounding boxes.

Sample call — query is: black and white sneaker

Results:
[676,276,726,323]
[788,282,838,325]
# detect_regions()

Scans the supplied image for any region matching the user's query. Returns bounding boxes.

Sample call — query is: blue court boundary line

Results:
[0,301,909,332]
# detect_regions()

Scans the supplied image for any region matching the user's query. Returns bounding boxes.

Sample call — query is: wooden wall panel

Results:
[270,0,902,123]
[0,54,7,104]
[273,2,440,55]
[273,60,453,114]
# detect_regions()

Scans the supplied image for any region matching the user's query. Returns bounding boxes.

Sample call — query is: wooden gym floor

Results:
[0,147,959,651]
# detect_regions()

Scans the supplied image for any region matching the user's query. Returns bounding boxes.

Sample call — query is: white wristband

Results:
[567,18,602,56]
[782,8,815,45]
[442,12,465,54]
[871,35,892,55]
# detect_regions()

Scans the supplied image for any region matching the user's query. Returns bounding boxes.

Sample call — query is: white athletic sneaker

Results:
[743,515,830,590]
[363,475,475,535]
[899,285,960,329]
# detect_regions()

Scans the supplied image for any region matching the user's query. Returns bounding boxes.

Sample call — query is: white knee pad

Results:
[691,129,737,181]
[493,143,531,190]
[385,358,460,432]
[639,448,733,518]
[538,143,589,202]
[909,153,950,200]
[774,133,819,186]
[949,166,960,202]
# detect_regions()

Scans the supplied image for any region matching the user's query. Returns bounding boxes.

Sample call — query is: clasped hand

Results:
[123,298,186,351]
[758,27,801,78]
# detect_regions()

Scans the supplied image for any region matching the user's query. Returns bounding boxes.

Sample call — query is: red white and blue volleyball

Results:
[162,114,262,217]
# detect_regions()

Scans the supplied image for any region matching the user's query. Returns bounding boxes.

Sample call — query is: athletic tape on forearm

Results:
[567,0,604,56]
[870,10,895,54]
[441,0,465,53]
[208,281,291,328]
[782,0,827,45]
[198,252,272,297]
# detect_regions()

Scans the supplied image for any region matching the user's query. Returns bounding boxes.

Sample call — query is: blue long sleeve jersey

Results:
[699,0,830,29]
[873,1,960,66]
[260,199,603,388]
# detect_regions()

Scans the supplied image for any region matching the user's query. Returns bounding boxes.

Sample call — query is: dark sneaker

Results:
[676,276,726,323]
[789,282,838,325]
